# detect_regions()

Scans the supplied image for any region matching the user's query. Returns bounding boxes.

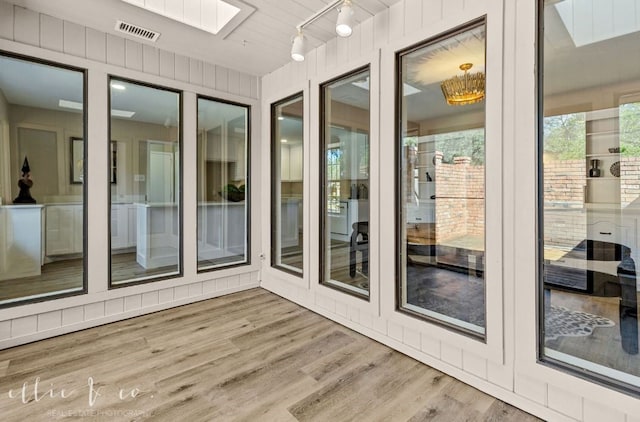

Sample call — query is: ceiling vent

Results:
[114,20,160,42]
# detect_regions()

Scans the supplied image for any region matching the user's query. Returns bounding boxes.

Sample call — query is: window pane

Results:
[109,79,181,285]
[197,98,249,270]
[541,0,640,388]
[0,55,85,305]
[397,22,487,335]
[271,94,303,274]
[320,68,370,297]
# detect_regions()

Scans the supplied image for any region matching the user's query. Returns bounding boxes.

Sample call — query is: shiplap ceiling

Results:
[6,0,401,76]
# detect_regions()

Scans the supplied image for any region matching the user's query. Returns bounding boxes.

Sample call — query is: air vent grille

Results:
[114,20,160,42]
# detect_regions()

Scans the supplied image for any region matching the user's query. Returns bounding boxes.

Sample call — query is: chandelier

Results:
[440,63,485,106]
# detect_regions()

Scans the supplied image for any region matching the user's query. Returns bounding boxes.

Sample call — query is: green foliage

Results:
[434,128,485,165]
[621,102,640,156]
[542,113,585,160]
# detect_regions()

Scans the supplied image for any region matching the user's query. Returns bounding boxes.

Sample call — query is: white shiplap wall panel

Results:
[158,49,175,79]
[347,23,362,60]
[0,321,10,341]
[0,1,13,40]
[250,75,260,100]
[84,302,105,321]
[142,44,160,75]
[441,343,463,368]
[125,39,143,71]
[462,351,488,380]
[227,274,240,289]
[388,1,405,40]
[388,320,404,342]
[202,279,216,294]
[372,316,388,335]
[360,16,375,53]
[37,310,62,332]
[11,315,37,337]
[324,37,338,71]
[174,285,190,300]
[547,384,583,421]
[141,291,159,308]
[124,40,144,71]
[189,58,203,86]
[238,72,252,98]
[420,332,441,358]
[105,298,124,316]
[228,69,240,95]
[215,277,228,291]
[404,0,423,35]
[62,306,84,326]
[188,282,203,297]
[514,373,547,406]
[422,0,443,26]
[124,294,142,312]
[203,62,216,89]
[315,44,327,77]
[487,359,513,390]
[86,28,106,63]
[215,66,229,92]
[106,33,125,67]
[158,288,174,304]
[39,14,63,52]
[304,48,318,80]
[63,21,85,57]
[336,34,349,67]
[13,6,39,47]
[583,400,625,422]
[443,0,465,16]
[403,327,421,350]
[335,301,348,319]
[373,8,390,47]
[174,53,190,82]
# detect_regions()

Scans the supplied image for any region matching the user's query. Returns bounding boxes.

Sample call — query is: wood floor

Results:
[0,288,539,421]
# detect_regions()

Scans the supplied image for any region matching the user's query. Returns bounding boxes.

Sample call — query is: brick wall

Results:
[435,156,485,242]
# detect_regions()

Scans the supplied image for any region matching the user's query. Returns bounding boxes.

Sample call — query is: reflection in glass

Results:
[271,94,304,274]
[0,54,85,305]
[541,0,640,387]
[197,97,249,270]
[109,79,181,285]
[397,22,486,335]
[320,68,370,297]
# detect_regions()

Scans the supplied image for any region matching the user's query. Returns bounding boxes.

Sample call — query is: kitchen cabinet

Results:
[136,203,179,269]
[197,202,246,263]
[280,144,303,182]
[45,204,82,256]
[111,204,137,249]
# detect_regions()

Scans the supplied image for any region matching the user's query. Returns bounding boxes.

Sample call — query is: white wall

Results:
[260,0,640,421]
[0,1,262,350]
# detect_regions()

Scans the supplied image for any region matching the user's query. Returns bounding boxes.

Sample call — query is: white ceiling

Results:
[7,0,401,77]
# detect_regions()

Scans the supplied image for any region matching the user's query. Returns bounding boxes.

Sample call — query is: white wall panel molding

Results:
[0,1,259,99]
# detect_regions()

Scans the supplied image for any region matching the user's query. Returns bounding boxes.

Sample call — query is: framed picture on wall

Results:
[70,138,117,184]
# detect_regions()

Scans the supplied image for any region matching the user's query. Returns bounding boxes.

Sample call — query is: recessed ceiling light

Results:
[111,82,126,90]
[278,116,284,120]
[281,139,288,143]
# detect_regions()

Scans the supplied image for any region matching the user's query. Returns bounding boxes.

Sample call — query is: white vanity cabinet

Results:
[111,204,137,249]
[45,204,82,256]
[0,205,44,281]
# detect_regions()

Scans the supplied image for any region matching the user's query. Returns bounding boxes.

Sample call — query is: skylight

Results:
[121,0,241,35]
[555,0,640,47]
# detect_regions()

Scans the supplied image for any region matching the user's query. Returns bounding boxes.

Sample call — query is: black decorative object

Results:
[588,159,601,177]
[13,156,36,204]
[610,161,621,177]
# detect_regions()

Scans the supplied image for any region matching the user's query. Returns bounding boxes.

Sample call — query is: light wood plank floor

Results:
[0,288,540,421]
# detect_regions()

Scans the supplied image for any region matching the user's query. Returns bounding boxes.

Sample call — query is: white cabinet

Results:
[289,144,303,181]
[0,205,43,281]
[281,144,303,182]
[111,204,137,249]
[45,204,82,256]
